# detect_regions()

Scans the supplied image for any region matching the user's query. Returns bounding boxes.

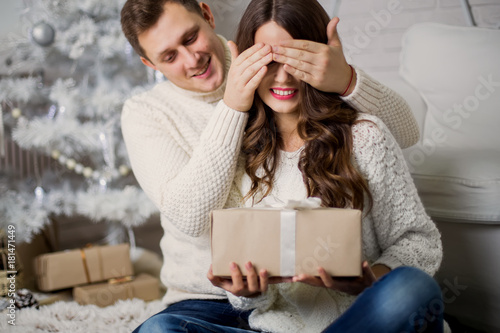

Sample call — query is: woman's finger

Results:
[318,267,335,289]
[229,262,246,294]
[362,261,377,285]
[227,41,239,63]
[245,262,259,293]
[259,269,269,292]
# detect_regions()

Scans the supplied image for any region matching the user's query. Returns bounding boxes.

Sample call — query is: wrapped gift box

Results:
[211,207,362,277]
[35,244,134,291]
[73,273,160,307]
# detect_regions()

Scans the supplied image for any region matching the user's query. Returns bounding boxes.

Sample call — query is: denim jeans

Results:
[132,267,443,333]
[322,266,444,333]
[132,299,254,333]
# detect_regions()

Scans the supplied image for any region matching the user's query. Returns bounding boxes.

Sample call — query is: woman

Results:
[208,0,445,332]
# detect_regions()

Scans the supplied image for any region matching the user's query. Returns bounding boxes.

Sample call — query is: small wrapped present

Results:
[73,273,160,307]
[35,243,134,291]
[211,198,362,277]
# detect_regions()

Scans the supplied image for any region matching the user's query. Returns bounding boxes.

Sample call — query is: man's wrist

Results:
[340,65,357,97]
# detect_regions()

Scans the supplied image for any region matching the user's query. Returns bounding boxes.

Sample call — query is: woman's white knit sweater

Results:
[228,114,443,333]
[121,36,421,306]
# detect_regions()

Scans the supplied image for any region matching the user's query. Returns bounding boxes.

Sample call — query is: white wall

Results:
[0,0,23,39]
[0,0,24,74]
[204,0,339,40]
[1,0,498,77]
[335,0,500,77]
[202,0,500,78]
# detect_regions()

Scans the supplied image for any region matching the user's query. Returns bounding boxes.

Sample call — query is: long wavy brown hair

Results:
[237,0,373,211]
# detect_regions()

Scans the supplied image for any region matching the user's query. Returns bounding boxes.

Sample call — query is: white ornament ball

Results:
[58,155,67,164]
[51,150,61,159]
[66,159,76,170]
[11,108,22,119]
[119,165,130,176]
[31,22,56,47]
[51,150,60,159]
[83,167,93,178]
[75,164,84,174]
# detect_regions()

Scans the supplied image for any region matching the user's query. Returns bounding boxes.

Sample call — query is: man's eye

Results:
[165,53,176,63]
[186,33,198,45]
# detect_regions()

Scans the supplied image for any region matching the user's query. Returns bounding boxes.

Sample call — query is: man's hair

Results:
[121,0,203,60]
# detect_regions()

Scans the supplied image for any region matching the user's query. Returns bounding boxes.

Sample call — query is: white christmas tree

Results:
[0,0,159,244]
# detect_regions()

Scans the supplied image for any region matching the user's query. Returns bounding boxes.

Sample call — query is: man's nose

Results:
[179,46,200,67]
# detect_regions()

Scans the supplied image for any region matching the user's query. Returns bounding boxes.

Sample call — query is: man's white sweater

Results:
[121,36,421,306]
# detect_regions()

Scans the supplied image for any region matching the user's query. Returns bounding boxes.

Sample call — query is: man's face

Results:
[138,2,226,93]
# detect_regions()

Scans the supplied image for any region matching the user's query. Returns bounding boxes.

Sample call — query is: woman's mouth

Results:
[270,88,298,100]
[193,58,212,78]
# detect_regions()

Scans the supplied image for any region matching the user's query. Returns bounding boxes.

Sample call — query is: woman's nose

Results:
[274,63,291,83]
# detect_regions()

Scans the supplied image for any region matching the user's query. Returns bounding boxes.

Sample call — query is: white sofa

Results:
[380,23,500,332]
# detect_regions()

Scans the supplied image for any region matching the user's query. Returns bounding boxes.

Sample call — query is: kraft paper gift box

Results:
[73,273,160,307]
[211,201,362,277]
[35,243,134,292]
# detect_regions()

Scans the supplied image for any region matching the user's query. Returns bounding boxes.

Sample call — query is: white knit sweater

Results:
[121,35,421,306]
[229,114,443,333]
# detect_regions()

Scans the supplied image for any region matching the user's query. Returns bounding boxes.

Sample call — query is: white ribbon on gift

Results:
[256,197,322,276]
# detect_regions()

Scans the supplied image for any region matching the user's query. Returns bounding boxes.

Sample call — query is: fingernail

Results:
[272,46,279,53]
[273,53,279,60]
[245,262,252,270]
[230,262,237,271]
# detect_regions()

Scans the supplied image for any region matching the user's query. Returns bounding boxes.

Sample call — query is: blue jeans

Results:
[132,267,443,333]
[323,266,444,333]
[132,299,254,332]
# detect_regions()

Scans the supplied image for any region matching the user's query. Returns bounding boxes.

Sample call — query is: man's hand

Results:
[292,261,385,296]
[271,17,356,95]
[208,262,292,297]
[223,41,273,112]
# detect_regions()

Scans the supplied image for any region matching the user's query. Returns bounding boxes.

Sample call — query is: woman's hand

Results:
[223,41,273,112]
[271,17,355,95]
[292,261,383,296]
[208,262,292,297]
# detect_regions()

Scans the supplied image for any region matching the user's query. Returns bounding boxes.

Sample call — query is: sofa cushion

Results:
[410,150,500,222]
[399,22,500,151]
[398,23,500,222]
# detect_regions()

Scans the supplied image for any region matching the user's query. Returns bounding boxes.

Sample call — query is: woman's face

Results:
[255,22,300,116]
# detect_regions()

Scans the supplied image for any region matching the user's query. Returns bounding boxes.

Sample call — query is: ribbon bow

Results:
[258,196,322,210]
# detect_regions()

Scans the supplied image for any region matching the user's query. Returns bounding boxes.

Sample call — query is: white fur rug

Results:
[0,298,164,333]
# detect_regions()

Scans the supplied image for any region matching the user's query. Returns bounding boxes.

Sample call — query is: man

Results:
[120,0,419,331]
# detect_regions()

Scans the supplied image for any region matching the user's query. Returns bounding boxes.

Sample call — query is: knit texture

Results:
[342,67,420,149]
[230,114,443,333]
[121,35,421,306]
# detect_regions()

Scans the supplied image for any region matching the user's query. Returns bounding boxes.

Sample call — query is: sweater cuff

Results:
[201,100,249,148]
[373,254,405,271]
[227,291,270,311]
[340,66,383,115]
